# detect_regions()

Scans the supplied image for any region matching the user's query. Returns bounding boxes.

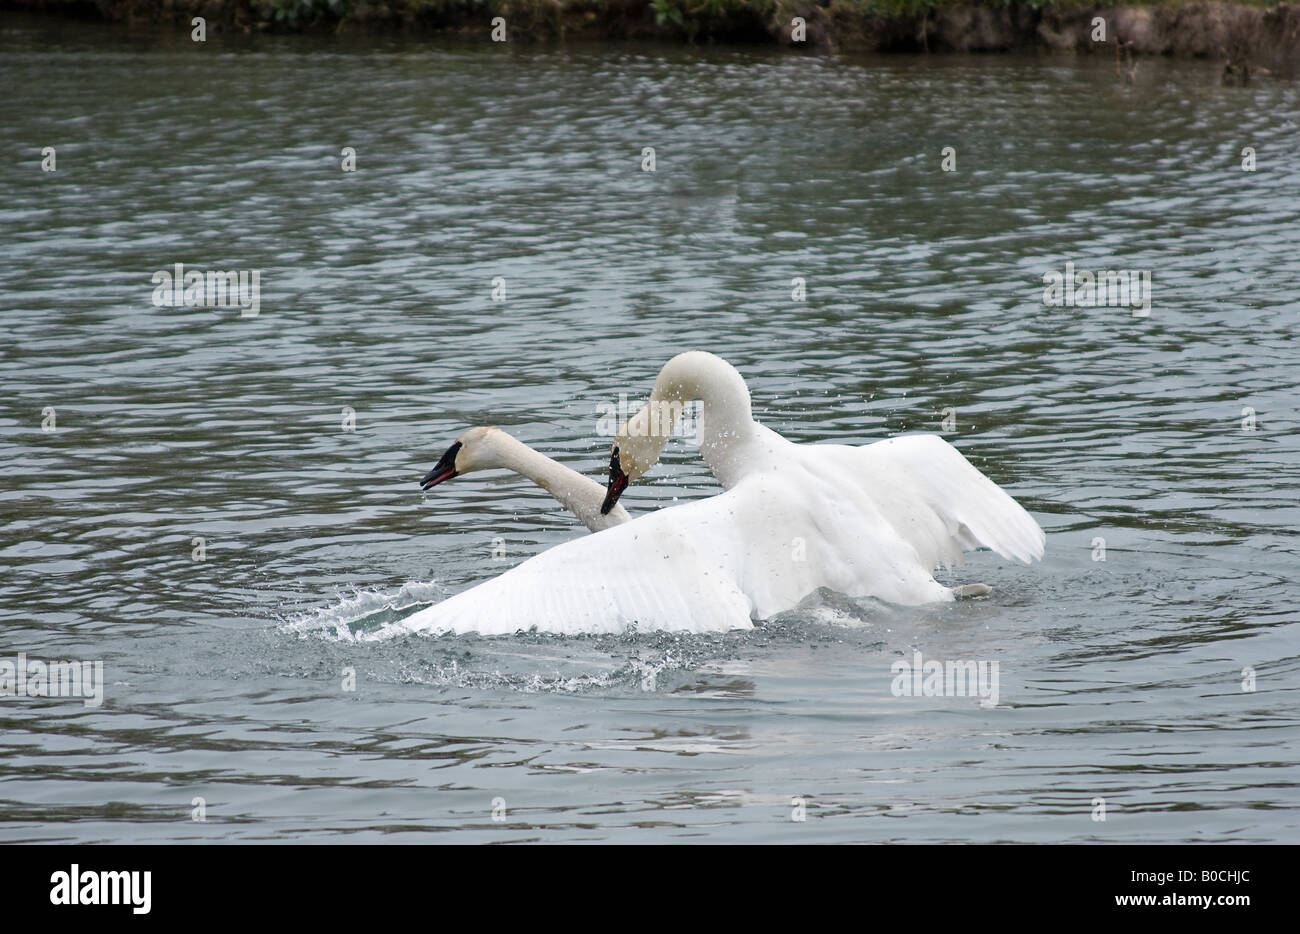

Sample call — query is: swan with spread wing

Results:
[381,354,1044,638]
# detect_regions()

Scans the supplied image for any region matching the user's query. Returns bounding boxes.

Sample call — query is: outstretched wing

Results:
[374,489,758,638]
[846,434,1045,569]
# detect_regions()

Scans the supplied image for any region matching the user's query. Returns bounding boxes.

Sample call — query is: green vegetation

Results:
[270,0,351,25]
[3,0,1293,70]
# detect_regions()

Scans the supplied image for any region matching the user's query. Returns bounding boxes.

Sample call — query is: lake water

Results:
[2,15,1298,843]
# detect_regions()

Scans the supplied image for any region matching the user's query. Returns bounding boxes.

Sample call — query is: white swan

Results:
[420,426,631,532]
[599,352,1045,576]
[377,355,1044,639]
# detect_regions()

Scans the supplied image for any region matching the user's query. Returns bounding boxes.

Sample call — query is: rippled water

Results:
[2,16,1298,843]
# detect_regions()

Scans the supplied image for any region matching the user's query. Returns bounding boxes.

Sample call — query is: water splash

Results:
[279,581,447,642]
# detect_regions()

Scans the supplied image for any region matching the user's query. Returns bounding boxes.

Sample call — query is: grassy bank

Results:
[6,0,1297,72]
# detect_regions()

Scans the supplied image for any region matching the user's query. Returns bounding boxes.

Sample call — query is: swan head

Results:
[598,351,754,515]
[598,418,670,515]
[420,426,502,490]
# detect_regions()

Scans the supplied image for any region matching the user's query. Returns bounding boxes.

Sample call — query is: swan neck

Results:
[649,352,754,436]
[493,433,578,495]
[645,353,757,480]
[490,432,611,530]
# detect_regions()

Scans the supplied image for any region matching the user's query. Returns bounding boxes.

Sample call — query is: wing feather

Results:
[850,434,1045,568]
[374,491,757,638]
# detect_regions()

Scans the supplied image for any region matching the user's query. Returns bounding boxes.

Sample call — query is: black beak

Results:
[420,441,461,490]
[600,446,628,515]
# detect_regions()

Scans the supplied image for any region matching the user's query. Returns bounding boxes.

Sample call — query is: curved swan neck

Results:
[648,352,759,473]
[487,431,626,532]
[649,352,753,426]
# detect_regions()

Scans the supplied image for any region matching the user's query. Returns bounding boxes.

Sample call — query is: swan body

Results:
[383,362,1044,638]
[601,352,1045,576]
[420,426,630,533]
